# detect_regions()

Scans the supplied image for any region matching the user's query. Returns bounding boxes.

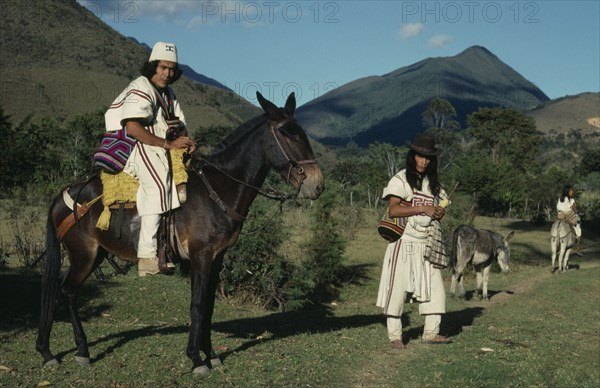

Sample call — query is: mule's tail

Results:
[449,227,460,274]
[36,197,63,361]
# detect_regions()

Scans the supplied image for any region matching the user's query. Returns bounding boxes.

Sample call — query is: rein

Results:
[188,116,314,222]
[190,156,294,202]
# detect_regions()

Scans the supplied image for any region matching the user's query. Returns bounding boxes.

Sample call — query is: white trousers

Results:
[125,143,180,259]
[386,314,442,342]
[138,214,161,259]
[574,223,582,238]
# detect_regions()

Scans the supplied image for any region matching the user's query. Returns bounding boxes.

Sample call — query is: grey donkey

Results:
[449,225,515,301]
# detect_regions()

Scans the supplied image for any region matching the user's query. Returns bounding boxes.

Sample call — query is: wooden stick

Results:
[447,181,459,199]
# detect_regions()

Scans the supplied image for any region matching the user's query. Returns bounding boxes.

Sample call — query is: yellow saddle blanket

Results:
[96,149,188,230]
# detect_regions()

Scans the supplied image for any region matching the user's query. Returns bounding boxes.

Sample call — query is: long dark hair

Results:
[405,150,441,197]
[560,185,573,202]
[140,60,183,84]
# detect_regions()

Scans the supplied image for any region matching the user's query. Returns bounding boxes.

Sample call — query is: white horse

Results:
[550,220,576,273]
[449,225,514,301]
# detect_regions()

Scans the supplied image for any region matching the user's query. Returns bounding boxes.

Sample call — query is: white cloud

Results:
[398,23,424,39]
[428,34,452,48]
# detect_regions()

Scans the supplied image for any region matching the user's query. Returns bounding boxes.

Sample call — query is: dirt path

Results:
[487,261,599,305]
[349,260,599,387]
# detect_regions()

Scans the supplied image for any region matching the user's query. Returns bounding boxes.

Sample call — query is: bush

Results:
[219,199,292,310]
[300,185,347,300]
[219,180,349,311]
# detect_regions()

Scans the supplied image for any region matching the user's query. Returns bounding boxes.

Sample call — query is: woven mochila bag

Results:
[376,199,411,242]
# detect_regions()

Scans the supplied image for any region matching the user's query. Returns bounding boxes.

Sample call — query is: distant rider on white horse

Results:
[556,185,583,257]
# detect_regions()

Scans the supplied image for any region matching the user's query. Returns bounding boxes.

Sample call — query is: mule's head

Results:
[256,91,324,200]
[497,231,515,273]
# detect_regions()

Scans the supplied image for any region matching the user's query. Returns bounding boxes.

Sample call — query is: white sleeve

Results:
[382,170,413,201]
[120,80,155,126]
[556,198,573,213]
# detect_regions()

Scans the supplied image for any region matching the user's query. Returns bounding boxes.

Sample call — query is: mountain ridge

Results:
[296,45,551,146]
[0,0,259,127]
[128,38,230,91]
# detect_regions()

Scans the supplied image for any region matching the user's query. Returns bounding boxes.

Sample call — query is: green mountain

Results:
[0,0,259,128]
[296,46,550,146]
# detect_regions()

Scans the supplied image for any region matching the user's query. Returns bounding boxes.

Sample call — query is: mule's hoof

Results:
[210,357,223,368]
[75,356,90,366]
[44,358,60,367]
[192,365,211,375]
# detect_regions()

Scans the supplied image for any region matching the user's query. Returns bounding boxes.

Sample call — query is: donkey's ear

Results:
[284,92,296,116]
[257,92,279,118]
[505,231,515,242]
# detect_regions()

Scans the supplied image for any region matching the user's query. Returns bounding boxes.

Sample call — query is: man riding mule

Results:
[36,90,324,374]
[104,41,196,276]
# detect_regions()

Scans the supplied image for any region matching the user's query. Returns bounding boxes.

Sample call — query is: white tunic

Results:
[376,170,447,317]
[556,197,582,237]
[556,197,575,214]
[104,76,186,216]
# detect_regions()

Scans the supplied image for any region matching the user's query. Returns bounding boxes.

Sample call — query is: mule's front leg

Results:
[200,254,225,369]
[187,269,211,375]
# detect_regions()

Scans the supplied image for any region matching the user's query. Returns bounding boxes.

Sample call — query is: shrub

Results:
[219,198,319,311]
[300,184,347,300]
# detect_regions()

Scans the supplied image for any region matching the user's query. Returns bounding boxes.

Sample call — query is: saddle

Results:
[58,149,190,268]
[96,148,188,231]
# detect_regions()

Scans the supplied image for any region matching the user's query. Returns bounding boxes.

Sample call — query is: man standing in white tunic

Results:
[104,42,196,276]
[376,134,451,348]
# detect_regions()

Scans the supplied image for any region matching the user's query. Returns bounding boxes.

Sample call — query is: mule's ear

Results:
[284,92,296,116]
[506,231,515,242]
[256,92,279,118]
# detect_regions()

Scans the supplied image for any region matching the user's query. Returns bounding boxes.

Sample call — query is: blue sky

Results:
[79,0,600,107]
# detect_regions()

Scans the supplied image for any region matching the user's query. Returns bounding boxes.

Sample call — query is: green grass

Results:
[0,213,598,387]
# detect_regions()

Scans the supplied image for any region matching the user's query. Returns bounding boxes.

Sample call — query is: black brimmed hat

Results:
[406,133,442,156]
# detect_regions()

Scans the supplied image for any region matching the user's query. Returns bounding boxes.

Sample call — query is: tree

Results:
[422,98,461,170]
[60,109,105,179]
[367,142,404,179]
[467,107,541,172]
[580,146,600,176]
[421,98,460,130]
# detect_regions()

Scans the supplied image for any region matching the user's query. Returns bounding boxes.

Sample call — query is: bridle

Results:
[188,116,318,221]
[269,117,318,185]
